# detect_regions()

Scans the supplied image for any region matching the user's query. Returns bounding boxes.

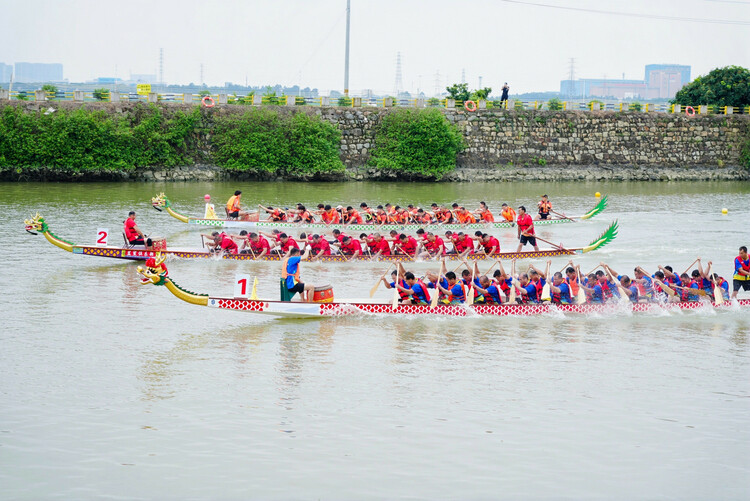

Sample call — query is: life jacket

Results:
[566,277,580,296]
[538,200,552,214]
[397,279,411,301]
[271,209,285,222]
[532,279,544,302]
[227,195,240,212]
[481,210,494,223]
[446,283,467,303]
[376,213,388,224]
[300,211,313,223]
[281,258,301,284]
[501,207,516,222]
[415,279,431,303]
[735,255,750,280]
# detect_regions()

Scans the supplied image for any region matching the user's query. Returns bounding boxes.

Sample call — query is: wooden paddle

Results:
[467,261,477,305]
[430,259,447,309]
[392,262,404,310]
[674,285,708,297]
[653,279,676,298]
[527,233,570,252]
[681,258,700,277]
[541,261,552,302]
[551,210,576,223]
[370,262,395,297]
[575,265,587,304]
[706,264,725,305]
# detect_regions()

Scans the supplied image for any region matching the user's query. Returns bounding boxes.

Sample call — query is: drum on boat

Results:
[312,285,334,303]
[150,237,167,251]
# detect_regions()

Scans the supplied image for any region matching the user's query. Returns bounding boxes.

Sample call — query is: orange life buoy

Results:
[201,95,215,108]
[464,100,477,112]
[685,106,695,117]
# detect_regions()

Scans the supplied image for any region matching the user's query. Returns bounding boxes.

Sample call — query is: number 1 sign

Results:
[234,274,251,298]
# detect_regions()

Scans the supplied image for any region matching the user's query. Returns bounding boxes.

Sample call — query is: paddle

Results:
[674,285,708,297]
[526,233,569,252]
[576,265,587,304]
[431,259,447,309]
[541,261,552,302]
[467,261,477,305]
[653,279,676,298]
[681,258,700,277]
[706,263,725,305]
[392,262,404,310]
[551,210,575,223]
[370,261,395,297]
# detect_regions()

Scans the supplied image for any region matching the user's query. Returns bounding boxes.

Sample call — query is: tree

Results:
[445,83,470,102]
[41,84,58,101]
[672,66,750,108]
[471,87,492,101]
[93,88,109,101]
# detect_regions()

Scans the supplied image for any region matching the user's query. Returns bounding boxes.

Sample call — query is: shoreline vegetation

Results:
[1,102,748,182]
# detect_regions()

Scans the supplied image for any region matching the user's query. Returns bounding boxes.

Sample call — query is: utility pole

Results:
[159,48,164,90]
[200,63,204,87]
[394,52,403,96]
[567,57,576,98]
[344,0,351,96]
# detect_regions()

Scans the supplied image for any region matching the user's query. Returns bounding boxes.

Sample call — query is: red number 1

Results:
[97,231,107,244]
[237,278,247,295]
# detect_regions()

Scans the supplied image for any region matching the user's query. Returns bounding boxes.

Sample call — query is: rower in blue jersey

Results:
[548,272,572,304]
[395,272,431,305]
[437,272,467,304]
[517,273,539,303]
[471,275,506,304]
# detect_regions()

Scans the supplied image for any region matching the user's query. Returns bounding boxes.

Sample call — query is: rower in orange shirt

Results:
[500,203,516,224]
[321,204,341,224]
[476,201,495,223]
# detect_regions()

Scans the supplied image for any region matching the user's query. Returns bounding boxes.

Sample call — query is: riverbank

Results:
[6,164,748,182]
[2,101,748,181]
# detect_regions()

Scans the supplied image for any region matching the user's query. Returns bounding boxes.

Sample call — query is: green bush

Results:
[0,104,200,172]
[673,66,750,108]
[212,109,344,177]
[629,102,642,112]
[427,97,441,107]
[337,96,352,107]
[93,88,109,101]
[369,108,465,180]
[548,98,563,111]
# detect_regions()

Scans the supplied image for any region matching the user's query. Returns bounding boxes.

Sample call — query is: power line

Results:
[497,0,750,25]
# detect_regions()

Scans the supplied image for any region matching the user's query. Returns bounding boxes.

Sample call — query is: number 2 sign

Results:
[234,274,251,298]
[96,228,109,246]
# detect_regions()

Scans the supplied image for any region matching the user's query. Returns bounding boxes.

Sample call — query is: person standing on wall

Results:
[501,82,510,102]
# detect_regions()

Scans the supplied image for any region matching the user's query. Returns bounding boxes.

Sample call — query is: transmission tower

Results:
[433,70,441,96]
[461,68,466,84]
[200,63,204,86]
[394,52,403,96]
[159,48,164,87]
[567,57,576,98]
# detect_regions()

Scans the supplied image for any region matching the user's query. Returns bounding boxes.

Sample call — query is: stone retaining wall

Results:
[3,101,748,181]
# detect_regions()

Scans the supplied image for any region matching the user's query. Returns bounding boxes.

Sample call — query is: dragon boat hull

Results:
[61,245,598,262]
[205,297,750,318]
[151,193,609,232]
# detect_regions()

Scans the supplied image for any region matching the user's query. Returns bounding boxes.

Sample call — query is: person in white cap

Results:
[204,194,217,219]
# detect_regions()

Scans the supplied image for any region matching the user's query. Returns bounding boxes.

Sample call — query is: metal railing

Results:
[2,90,748,114]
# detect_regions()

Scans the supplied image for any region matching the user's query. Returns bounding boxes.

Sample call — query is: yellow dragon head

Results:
[137,252,169,286]
[151,192,170,211]
[24,213,46,234]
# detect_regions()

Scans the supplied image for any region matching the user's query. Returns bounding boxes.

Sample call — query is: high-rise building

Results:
[0,62,12,82]
[644,64,690,99]
[560,63,690,100]
[14,62,63,82]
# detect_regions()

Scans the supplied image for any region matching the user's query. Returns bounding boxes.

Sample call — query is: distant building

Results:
[129,73,156,84]
[644,64,690,99]
[561,63,691,100]
[14,62,64,82]
[0,62,12,82]
[94,77,123,84]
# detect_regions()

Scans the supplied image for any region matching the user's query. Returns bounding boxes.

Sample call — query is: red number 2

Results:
[97,231,107,244]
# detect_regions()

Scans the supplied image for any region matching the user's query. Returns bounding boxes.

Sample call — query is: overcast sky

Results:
[3,0,748,96]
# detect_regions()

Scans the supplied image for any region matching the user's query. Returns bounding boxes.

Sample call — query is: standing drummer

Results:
[281,247,315,302]
[516,205,540,252]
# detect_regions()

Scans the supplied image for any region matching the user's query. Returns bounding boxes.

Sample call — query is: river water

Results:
[2,180,749,500]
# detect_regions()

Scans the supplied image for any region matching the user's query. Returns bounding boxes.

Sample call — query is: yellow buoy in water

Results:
[722,208,728,214]
[595,192,601,198]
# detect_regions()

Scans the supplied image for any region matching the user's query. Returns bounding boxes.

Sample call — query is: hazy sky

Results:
[3,0,748,96]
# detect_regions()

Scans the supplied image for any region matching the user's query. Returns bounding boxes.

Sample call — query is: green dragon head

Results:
[24,213,48,234]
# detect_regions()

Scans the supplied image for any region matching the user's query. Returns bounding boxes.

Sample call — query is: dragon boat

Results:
[136,256,750,319]
[25,214,619,263]
[150,192,608,232]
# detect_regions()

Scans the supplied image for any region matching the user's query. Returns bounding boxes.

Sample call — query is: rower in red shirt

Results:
[479,233,500,255]
[396,233,418,256]
[278,233,299,253]
[309,234,332,260]
[372,233,392,258]
[516,205,540,252]
[340,236,363,260]
[344,206,364,225]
